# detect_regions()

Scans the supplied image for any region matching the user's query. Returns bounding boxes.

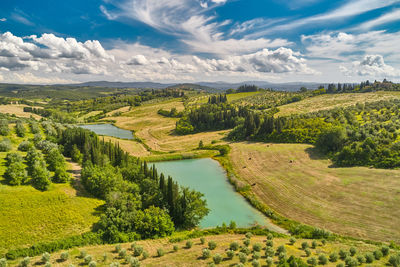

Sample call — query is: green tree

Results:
[4,161,27,186]
[316,127,347,153]
[31,161,51,191]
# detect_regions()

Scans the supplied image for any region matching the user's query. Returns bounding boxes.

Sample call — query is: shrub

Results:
[213,254,222,264]
[53,167,71,183]
[80,250,87,258]
[289,237,296,245]
[0,138,11,152]
[173,245,179,252]
[45,262,51,267]
[349,247,357,256]
[321,239,326,245]
[266,257,273,267]
[344,256,358,267]
[307,257,317,266]
[30,160,51,191]
[20,257,30,267]
[381,246,390,256]
[266,234,273,240]
[266,240,273,247]
[202,249,211,259]
[119,248,127,258]
[365,252,374,263]
[253,252,260,260]
[16,121,26,137]
[200,237,205,244]
[133,246,143,257]
[245,232,253,239]
[311,240,317,249]
[238,252,247,263]
[251,259,260,267]
[318,254,328,265]
[356,255,365,264]
[115,244,122,253]
[389,254,400,267]
[339,249,348,260]
[4,161,27,186]
[0,258,7,267]
[42,252,51,263]
[265,247,274,257]
[89,261,96,267]
[229,221,237,229]
[142,251,148,259]
[329,252,338,262]
[18,141,33,152]
[253,243,262,252]
[208,241,217,250]
[186,240,193,249]
[276,245,286,254]
[0,120,10,136]
[127,257,140,267]
[60,252,69,261]
[301,242,309,250]
[243,238,250,247]
[374,250,383,260]
[278,252,286,261]
[157,248,164,257]
[84,255,92,264]
[240,246,251,255]
[305,248,311,257]
[226,250,234,259]
[230,242,239,251]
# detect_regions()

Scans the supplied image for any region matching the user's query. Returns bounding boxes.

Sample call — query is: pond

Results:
[79,124,134,140]
[154,158,268,228]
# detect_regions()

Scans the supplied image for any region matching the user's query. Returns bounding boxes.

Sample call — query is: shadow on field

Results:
[305,146,337,168]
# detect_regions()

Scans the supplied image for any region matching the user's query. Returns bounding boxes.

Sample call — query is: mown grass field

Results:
[101,136,151,157]
[0,124,104,254]
[275,91,400,117]
[0,104,42,119]
[229,142,400,242]
[7,233,396,266]
[105,99,228,152]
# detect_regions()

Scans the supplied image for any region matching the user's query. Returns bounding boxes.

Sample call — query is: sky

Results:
[0,0,399,84]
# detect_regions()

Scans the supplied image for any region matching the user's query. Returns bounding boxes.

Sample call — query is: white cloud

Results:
[0,18,6,22]
[356,9,400,30]
[341,55,400,78]
[12,72,76,84]
[127,55,149,65]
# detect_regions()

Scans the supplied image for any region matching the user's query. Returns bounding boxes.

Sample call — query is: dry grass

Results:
[11,234,392,267]
[101,136,150,157]
[0,104,42,119]
[276,91,400,116]
[229,142,400,242]
[104,99,227,152]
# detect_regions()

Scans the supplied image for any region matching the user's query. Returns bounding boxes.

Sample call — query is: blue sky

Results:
[0,0,399,84]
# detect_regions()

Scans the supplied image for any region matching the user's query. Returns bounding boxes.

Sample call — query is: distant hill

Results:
[69,81,174,89]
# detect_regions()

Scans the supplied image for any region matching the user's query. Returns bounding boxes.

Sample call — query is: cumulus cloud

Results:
[127,55,149,65]
[0,18,6,22]
[341,55,400,77]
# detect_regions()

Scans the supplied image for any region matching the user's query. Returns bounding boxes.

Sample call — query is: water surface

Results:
[154,158,268,228]
[79,124,134,140]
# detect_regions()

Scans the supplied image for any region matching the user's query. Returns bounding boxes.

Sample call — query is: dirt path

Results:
[65,158,87,197]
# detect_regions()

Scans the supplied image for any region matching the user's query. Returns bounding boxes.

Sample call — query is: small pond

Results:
[154,158,268,228]
[79,124,134,140]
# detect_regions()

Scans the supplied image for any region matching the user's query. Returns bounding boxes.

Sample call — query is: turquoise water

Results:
[154,158,268,228]
[79,124,134,140]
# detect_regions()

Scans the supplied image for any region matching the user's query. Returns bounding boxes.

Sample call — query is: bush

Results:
[339,249,348,260]
[318,254,328,265]
[157,248,164,257]
[251,259,260,267]
[200,237,205,245]
[266,240,273,247]
[289,237,296,245]
[278,252,286,261]
[265,247,274,257]
[53,167,71,183]
[230,241,239,251]
[389,254,400,266]
[133,246,143,257]
[307,257,317,266]
[253,252,260,260]
[80,250,87,258]
[119,248,127,258]
[142,251,148,259]
[89,261,96,267]
[365,252,374,263]
[253,243,262,252]
[115,244,122,253]
[238,252,247,263]
[344,256,358,267]
[30,160,51,191]
[173,245,179,252]
[240,246,251,255]
[0,258,7,267]
[4,161,27,186]
[42,252,51,263]
[266,257,273,267]
[186,240,193,249]
[277,245,286,254]
[356,255,365,264]
[374,250,383,260]
[20,257,30,267]
[0,138,11,152]
[301,242,309,250]
[0,120,10,136]
[208,241,217,250]
[18,141,33,152]
[45,262,51,267]
[60,252,69,261]
[243,238,250,247]
[84,255,92,264]
[381,246,390,256]
[128,257,140,267]
[311,240,317,249]
[213,253,222,264]
[329,252,338,262]
[202,249,211,259]
[245,232,253,239]
[267,234,273,240]
[349,247,357,256]
[226,250,234,259]
[305,248,311,257]
[16,121,26,137]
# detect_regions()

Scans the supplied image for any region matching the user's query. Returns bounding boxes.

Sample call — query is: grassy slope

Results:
[7,234,396,266]
[276,91,400,116]
[0,125,104,254]
[105,98,227,152]
[229,142,400,242]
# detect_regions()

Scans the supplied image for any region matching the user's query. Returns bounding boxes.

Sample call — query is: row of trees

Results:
[59,127,209,241]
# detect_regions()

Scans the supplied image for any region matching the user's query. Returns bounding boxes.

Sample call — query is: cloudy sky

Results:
[0,0,399,84]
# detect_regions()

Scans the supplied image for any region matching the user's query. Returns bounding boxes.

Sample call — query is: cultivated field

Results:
[101,136,151,157]
[105,99,227,152]
[229,142,400,242]
[275,91,400,116]
[0,104,42,119]
[7,233,393,266]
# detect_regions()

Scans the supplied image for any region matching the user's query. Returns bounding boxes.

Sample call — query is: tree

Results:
[4,161,27,186]
[31,161,51,191]
[53,167,71,183]
[71,144,83,163]
[316,127,347,153]
[175,187,209,229]
[15,121,26,137]
[46,148,65,171]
